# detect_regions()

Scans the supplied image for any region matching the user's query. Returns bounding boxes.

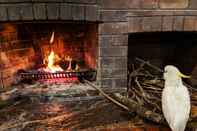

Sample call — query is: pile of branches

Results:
[115,58,197,127]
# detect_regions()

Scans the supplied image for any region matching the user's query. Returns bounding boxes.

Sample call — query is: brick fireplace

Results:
[1,0,197,89]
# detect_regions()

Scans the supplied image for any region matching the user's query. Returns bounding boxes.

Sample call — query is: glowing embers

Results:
[38,77,78,84]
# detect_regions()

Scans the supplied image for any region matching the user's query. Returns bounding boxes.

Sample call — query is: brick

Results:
[60,3,72,20]
[0,0,32,2]
[71,5,85,20]
[128,0,141,8]
[100,11,127,22]
[99,35,128,47]
[99,22,128,35]
[20,4,33,20]
[182,10,197,16]
[194,19,197,31]
[162,16,173,31]
[114,57,127,68]
[128,11,173,17]
[7,4,21,20]
[184,16,196,31]
[99,46,127,57]
[85,5,98,21]
[112,35,128,46]
[100,0,129,9]
[189,0,197,9]
[0,5,7,21]
[113,78,127,88]
[101,68,127,78]
[99,57,127,69]
[47,3,59,20]
[33,3,46,20]
[32,0,63,2]
[142,17,162,32]
[99,57,114,68]
[101,78,112,88]
[173,16,184,31]
[128,17,142,33]
[64,0,97,4]
[99,35,113,47]
[141,0,159,9]
[160,0,188,8]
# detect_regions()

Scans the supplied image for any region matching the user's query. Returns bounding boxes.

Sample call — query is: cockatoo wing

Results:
[162,85,190,131]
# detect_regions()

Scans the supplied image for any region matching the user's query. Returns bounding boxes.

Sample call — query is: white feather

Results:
[162,65,191,131]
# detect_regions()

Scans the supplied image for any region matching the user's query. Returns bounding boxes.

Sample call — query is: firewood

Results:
[126,57,197,129]
[112,93,165,124]
[84,79,130,111]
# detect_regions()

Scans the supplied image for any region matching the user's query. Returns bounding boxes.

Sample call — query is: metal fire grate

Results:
[19,70,97,82]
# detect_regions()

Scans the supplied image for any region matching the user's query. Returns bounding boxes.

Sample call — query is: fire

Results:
[43,32,80,73]
[50,32,55,44]
[44,51,64,73]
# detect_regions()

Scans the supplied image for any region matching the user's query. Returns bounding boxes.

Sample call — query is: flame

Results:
[50,32,55,44]
[43,32,80,73]
[75,64,80,71]
[45,51,64,73]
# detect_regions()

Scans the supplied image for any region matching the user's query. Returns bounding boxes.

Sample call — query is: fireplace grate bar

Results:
[19,70,97,81]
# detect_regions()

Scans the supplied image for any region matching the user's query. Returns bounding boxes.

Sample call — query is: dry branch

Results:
[84,79,130,111]
[126,57,197,128]
[112,93,165,123]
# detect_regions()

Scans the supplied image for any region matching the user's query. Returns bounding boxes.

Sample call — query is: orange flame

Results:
[50,32,55,44]
[43,32,64,73]
[45,51,64,73]
[75,64,80,71]
[43,32,80,73]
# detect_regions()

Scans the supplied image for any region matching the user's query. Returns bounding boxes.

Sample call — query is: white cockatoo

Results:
[162,65,191,131]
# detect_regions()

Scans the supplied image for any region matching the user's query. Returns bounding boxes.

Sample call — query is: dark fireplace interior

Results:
[0,23,98,87]
[128,32,197,86]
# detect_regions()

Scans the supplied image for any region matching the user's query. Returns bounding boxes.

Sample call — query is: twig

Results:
[0,112,75,131]
[84,79,130,111]
[113,93,165,123]
[135,78,161,111]
[135,57,163,73]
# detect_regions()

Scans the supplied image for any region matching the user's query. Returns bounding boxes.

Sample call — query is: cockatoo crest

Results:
[164,65,190,81]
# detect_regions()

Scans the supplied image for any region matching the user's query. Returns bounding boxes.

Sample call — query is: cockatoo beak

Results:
[177,72,191,78]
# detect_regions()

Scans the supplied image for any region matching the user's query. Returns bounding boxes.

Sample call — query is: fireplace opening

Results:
[128,32,197,86]
[0,23,98,87]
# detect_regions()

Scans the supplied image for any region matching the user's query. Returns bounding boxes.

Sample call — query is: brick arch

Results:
[127,11,197,33]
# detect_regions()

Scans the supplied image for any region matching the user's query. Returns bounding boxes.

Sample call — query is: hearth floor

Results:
[0,83,170,131]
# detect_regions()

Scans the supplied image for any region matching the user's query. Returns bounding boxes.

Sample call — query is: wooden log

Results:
[112,93,165,124]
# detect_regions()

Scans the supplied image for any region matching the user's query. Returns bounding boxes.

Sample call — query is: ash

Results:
[18,82,97,100]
